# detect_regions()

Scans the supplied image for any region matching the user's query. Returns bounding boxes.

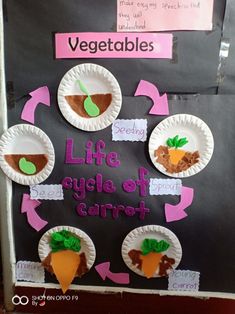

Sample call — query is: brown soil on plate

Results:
[65,94,112,118]
[42,252,89,278]
[154,145,200,174]
[128,249,175,277]
[4,154,48,175]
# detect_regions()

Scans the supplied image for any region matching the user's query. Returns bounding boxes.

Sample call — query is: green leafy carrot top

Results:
[141,238,170,255]
[49,230,81,253]
[166,135,188,149]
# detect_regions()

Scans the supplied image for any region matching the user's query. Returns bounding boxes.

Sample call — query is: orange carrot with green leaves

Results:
[49,230,81,293]
[166,135,188,165]
[140,238,170,278]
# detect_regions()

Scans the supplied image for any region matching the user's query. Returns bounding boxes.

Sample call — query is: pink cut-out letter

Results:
[136,200,150,220]
[65,138,84,164]
[106,152,121,168]
[136,167,149,197]
[94,140,106,166]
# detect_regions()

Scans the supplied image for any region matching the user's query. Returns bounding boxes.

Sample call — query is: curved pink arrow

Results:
[95,262,130,284]
[165,186,194,222]
[134,80,169,115]
[21,86,50,124]
[21,193,48,231]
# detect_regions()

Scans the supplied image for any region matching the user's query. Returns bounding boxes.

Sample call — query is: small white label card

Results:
[16,261,45,283]
[30,184,64,200]
[168,270,200,292]
[149,178,182,195]
[112,119,147,142]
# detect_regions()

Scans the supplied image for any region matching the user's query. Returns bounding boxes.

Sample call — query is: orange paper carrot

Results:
[140,252,163,278]
[166,135,188,165]
[140,238,170,278]
[168,149,186,165]
[51,250,80,294]
[49,230,82,293]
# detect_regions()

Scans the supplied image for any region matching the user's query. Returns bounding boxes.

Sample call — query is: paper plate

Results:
[0,124,55,185]
[122,225,182,278]
[149,114,214,178]
[38,226,96,271]
[57,63,122,131]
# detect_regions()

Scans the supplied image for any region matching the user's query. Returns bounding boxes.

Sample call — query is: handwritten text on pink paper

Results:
[117,0,214,32]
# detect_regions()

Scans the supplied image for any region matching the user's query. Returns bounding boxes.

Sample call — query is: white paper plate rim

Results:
[122,225,182,278]
[0,124,55,185]
[38,225,96,270]
[149,114,214,178]
[57,63,122,131]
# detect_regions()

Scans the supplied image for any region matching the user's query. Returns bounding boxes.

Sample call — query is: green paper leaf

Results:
[84,98,100,117]
[172,135,179,147]
[157,240,170,252]
[166,138,174,147]
[19,157,36,175]
[64,239,72,249]
[177,138,188,148]
[166,135,189,149]
[141,238,170,255]
[77,80,100,117]
[51,232,64,242]
[60,230,70,238]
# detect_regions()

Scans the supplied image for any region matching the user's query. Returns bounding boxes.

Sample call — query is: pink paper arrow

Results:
[21,193,48,231]
[165,186,194,222]
[134,80,169,115]
[95,262,130,284]
[21,86,50,124]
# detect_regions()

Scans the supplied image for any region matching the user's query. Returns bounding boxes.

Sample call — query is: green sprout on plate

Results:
[166,135,188,149]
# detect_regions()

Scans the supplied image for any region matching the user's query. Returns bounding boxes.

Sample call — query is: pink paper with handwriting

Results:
[117,0,214,32]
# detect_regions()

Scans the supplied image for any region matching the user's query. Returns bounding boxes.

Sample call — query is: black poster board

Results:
[217,0,235,93]
[8,93,235,293]
[1,0,235,310]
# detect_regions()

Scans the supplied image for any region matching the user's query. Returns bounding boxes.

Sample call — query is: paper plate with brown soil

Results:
[122,225,182,278]
[0,124,55,185]
[149,114,214,178]
[58,63,122,131]
[38,226,96,294]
